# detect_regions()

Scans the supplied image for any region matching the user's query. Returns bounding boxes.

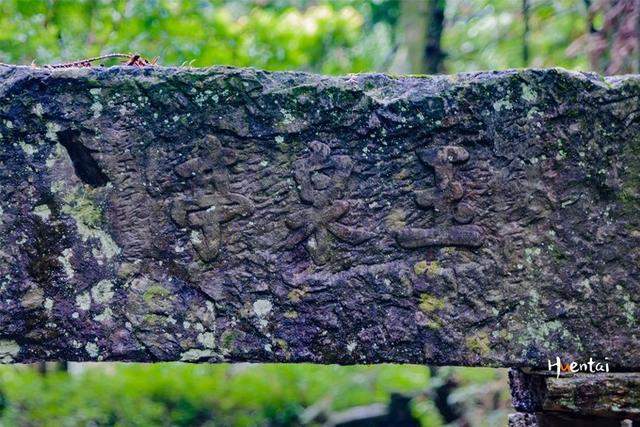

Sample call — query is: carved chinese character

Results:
[170,135,254,262]
[284,141,373,265]
[395,145,483,249]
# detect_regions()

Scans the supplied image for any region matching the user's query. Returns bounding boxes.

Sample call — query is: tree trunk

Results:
[522,0,530,66]
[587,0,640,74]
[423,0,446,74]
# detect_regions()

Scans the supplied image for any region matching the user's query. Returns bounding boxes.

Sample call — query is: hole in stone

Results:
[58,129,109,187]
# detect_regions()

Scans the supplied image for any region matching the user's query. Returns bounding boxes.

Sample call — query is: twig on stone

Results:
[42,53,157,68]
[0,53,159,68]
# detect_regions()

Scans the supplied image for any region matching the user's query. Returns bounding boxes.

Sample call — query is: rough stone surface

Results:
[0,66,639,364]
[510,369,640,419]
[508,412,625,427]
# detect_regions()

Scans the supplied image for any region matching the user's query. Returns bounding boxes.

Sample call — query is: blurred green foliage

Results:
[0,0,590,73]
[444,0,588,71]
[0,364,507,426]
[0,0,390,73]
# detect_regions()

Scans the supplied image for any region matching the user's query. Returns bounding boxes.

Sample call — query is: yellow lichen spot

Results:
[498,329,513,341]
[60,186,121,260]
[414,260,428,275]
[284,310,298,319]
[426,319,443,330]
[414,260,441,277]
[418,293,445,313]
[466,332,491,356]
[275,339,288,351]
[288,287,307,303]
[426,261,441,277]
[143,284,170,304]
[117,262,140,278]
[385,208,406,229]
[62,188,103,229]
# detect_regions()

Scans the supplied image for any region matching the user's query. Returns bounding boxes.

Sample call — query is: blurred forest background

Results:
[0,0,639,426]
[0,0,638,74]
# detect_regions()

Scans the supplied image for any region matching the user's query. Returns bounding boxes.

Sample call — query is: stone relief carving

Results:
[284,141,374,265]
[395,145,483,249]
[169,135,254,262]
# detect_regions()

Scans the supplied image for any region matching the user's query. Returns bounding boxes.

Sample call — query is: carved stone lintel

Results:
[1,66,639,365]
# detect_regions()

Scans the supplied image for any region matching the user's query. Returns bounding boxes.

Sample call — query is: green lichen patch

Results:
[220,329,240,351]
[620,134,640,213]
[414,261,428,275]
[414,260,441,277]
[59,185,121,259]
[142,284,171,305]
[466,332,491,356]
[91,280,114,304]
[521,83,537,102]
[61,187,103,229]
[425,318,443,330]
[418,293,445,313]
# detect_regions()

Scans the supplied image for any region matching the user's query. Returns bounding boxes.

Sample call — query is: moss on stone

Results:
[62,187,103,229]
[143,285,171,305]
[414,261,428,275]
[220,329,240,351]
[419,293,445,313]
[466,332,491,356]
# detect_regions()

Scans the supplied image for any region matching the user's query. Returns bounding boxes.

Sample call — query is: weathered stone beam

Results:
[510,369,640,417]
[0,66,639,365]
[509,369,640,425]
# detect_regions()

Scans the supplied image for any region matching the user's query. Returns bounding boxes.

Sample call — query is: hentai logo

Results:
[548,357,610,378]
